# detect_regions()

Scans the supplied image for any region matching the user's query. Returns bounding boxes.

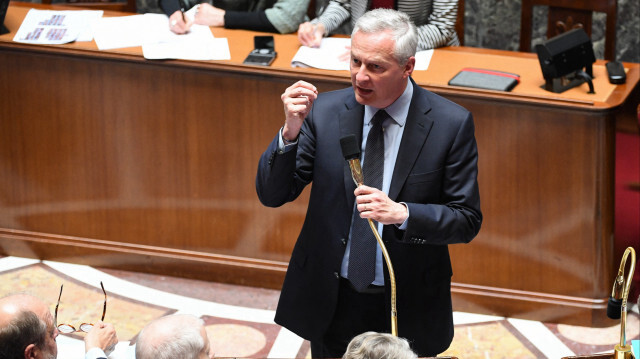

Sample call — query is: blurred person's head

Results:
[349,9,417,109]
[135,314,212,359]
[342,331,417,359]
[0,294,59,359]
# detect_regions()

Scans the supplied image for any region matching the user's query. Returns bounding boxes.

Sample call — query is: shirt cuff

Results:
[278,127,298,152]
[85,347,107,359]
[396,202,409,230]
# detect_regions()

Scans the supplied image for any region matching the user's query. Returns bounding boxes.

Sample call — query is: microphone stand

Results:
[607,246,636,359]
[347,158,398,336]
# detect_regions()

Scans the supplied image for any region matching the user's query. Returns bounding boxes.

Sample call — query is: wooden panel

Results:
[446,95,616,326]
[0,48,347,262]
[453,98,614,295]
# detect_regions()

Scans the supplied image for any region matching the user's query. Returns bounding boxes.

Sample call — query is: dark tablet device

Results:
[449,68,520,92]
[243,35,276,66]
[0,0,10,35]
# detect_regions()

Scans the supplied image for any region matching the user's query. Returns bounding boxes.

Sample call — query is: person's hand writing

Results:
[194,3,225,27]
[84,321,118,355]
[354,185,408,225]
[281,81,318,141]
[297,22,325,48]
[168,10,192,34]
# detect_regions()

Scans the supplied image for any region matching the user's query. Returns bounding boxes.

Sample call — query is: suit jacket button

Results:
[334,272,340,279]
[341,238,347,246]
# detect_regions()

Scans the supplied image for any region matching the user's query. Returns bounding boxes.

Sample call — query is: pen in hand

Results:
[177,0,187,24]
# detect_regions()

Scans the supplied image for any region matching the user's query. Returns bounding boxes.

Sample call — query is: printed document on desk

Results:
[140,8,226,60]
[13,8,103,44]
[93,14,153,50]
[291,37,433,71]
[93,13,190,50]
[142,36,229,61]
[93,13,226,61]
[291,37,351,71]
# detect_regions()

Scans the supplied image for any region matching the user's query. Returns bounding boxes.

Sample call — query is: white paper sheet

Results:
[92,14,152,50]
[13,8,102,44]
[414,49,433,71]
[93,12,228,61]
[291,37,351,71]
[291,37,434,71]
[143,37,229,60]
[140,12,226,60]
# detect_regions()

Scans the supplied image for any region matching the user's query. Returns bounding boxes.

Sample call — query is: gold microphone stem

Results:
[368,218,398,337]
[347,157,398,336]
[613,247,636,359]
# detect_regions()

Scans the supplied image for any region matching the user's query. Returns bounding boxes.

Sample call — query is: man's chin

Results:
[354,89,374,105]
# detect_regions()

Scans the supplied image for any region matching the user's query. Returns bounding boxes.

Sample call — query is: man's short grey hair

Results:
[342,331,418,359]
[352,9,418,65]
[0,310,48,359]
[135,314,207,359]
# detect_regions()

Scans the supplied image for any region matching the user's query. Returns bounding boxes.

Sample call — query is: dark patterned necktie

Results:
[348,110,387,292]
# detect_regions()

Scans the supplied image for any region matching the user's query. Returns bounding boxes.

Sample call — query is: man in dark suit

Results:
[256,8,482,358]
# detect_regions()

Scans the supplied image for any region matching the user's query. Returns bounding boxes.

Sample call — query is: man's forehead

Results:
[352,32,394,53]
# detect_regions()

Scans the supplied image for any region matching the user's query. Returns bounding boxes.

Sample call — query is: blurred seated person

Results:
[298,0,460,50]
[343,332,418,359]
[161,0,310,35]
[0,294,118,359]
[135,314,214,359]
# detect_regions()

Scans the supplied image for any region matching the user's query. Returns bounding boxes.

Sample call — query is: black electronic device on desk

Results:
[448,68,520,92]
[0,0,10,35]
[535,28,596,94]
[606,61,626,84]
[243,35,276,66]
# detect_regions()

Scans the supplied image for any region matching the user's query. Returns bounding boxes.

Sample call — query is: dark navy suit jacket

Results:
[256,78,482,356]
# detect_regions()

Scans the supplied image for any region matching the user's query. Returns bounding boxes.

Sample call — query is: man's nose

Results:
[355,64,369,82]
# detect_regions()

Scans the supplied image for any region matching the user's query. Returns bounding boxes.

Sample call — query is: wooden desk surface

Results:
[1,2,639,327]
[2,2,639,110]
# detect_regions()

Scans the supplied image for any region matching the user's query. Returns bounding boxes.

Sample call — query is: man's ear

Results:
[24,344,39,359]
[403,56,416,78]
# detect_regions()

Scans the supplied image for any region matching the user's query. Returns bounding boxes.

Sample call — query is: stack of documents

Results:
[13,7,230,61]
[92,13,229,60]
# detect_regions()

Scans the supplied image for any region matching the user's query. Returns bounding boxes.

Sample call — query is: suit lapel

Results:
[339,96,365,209]
[388,81,434,201]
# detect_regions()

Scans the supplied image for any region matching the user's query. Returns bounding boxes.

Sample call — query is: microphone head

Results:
[607,296,622,319]
[340,135,360,160]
